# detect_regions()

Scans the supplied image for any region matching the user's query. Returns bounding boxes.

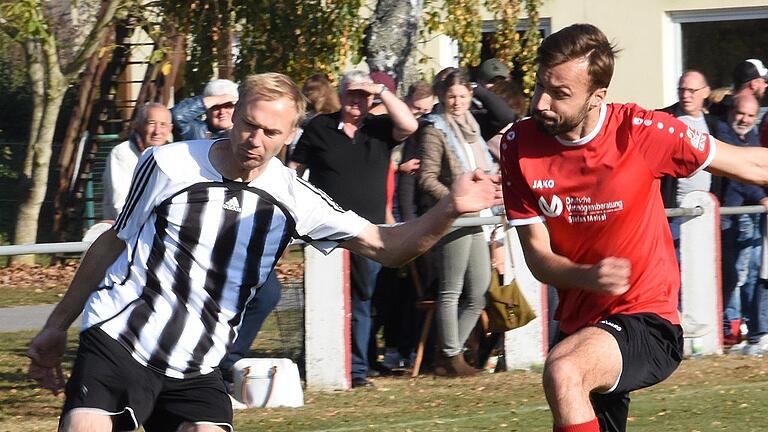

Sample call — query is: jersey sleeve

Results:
[113,148,172,240]
[499,126,545,226]
[291,176,369,254]
[629,105,716,178]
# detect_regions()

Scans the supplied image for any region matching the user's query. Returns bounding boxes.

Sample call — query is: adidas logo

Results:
[223,196,242,212]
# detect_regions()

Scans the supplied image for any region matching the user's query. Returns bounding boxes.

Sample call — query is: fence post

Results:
[303,247,351,390]
[679,191,722,355]
[504,227,548,368]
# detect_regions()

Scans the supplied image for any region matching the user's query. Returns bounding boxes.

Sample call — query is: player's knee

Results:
[543,355,585,394]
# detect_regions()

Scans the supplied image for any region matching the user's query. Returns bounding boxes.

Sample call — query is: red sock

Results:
[553,417,600,432]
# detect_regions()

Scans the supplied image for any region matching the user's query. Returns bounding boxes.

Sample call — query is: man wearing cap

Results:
[733,59,768,102]
[171,78,239,141]
[711,59,768,121]
[289,69,418,388]
[466,59,519,142]
[477,58,510,89]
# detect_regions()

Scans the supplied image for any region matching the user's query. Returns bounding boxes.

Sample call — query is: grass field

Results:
[1,325,766,432]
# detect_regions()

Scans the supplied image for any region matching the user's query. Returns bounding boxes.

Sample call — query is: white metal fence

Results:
[1,198,764,389]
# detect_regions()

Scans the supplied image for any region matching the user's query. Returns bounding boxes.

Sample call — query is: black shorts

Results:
[559,313,683,432]
[62,327,233,432]
[592,312,683,395]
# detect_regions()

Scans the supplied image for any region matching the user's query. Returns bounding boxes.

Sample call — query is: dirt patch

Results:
[0,263,79,290]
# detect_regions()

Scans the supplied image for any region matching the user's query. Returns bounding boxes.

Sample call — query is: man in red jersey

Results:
[500,24,768,432]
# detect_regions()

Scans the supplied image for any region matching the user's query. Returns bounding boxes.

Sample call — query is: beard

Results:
[731,120,755,137]
[533,100,592,137]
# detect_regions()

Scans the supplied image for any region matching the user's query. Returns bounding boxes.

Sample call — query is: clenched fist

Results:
[587,257,631,296]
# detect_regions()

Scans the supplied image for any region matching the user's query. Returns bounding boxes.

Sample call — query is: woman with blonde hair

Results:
[302,73,341,119]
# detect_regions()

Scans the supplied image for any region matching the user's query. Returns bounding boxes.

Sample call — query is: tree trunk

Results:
[22,40,45,180]
[11,39,67,265]
[363,0,422,92]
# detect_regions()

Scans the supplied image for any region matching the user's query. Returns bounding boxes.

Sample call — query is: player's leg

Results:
[543,326,622,428]
[60,328,160,432]
[547,313,684,432]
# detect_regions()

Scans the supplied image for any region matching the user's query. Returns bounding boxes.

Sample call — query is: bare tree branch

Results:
[61,0,122,78]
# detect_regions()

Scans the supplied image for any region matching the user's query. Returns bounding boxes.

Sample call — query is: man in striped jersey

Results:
[27,72,501,432]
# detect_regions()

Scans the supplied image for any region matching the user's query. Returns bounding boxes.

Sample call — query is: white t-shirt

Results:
[675,113,712,205]
[102,139,141,220]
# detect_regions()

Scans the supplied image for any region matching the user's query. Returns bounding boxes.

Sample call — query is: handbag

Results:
[231,358,304,408]
[485,270,537,333]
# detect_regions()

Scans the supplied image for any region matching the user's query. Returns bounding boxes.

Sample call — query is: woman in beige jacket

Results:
[418,69,495,376]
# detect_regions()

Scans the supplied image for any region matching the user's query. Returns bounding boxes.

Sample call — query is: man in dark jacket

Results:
[716,94,768,354]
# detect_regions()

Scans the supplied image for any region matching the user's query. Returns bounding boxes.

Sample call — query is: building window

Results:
[667,7,768,101]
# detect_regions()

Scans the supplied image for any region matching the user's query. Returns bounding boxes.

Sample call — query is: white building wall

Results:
[418,1,768,108]
[536,1,768,108]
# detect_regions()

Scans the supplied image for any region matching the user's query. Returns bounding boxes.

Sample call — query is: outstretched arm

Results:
[27,228,125,395]
[706,138,768,186]
[342,170,501,267]
[515,223,631,296]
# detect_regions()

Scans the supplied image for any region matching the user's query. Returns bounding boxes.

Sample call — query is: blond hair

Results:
[238,73,307,127]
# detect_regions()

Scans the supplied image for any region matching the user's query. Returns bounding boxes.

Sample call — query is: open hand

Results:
[450,170,503,216]
[587,257,631,296]
[27,328,67,395]
[204,93,238,109]
[345,81,382,96]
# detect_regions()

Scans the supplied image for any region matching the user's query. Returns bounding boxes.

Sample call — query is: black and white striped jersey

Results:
[81,140,368,378]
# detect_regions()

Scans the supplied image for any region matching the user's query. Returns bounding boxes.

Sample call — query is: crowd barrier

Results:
[2,192,766,390]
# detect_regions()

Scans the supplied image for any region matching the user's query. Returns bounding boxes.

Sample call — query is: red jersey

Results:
[500,103,715,334]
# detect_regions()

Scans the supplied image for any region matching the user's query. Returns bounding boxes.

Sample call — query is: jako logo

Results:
[532,179,555,189]
[538,195,563,218]
[599,320,623,332]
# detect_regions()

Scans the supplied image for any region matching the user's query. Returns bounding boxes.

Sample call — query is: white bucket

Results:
[231,358,304,408]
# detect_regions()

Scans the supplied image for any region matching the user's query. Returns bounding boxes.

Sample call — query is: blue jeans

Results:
[350,254,382,379]
[220,272,283,372]
[721,214,763,340]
